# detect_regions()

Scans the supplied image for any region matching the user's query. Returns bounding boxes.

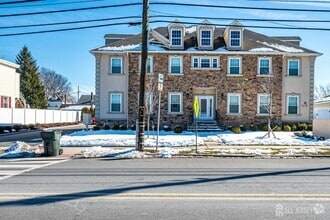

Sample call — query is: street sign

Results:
[158,74,163,91]
[193,96,200,118]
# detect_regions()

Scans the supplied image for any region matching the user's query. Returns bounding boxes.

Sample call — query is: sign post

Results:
[156,74,163,152]
[193,96,200,153]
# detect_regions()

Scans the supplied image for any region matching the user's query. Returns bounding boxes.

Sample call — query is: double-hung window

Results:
[139,56,153,74]
[228,57,241,75]
[110,57,122,74]
[200,30,211,47]
[227,93,241,114]
[258,58,271,75]
[230,30,241,47]
[287,95,299,114]
[192,57,219,69]
[288,60,299,76]
[0,96,10,108]
[169,56,182,74]
[200,58,210,68]
[171,29,182,47]
[168,93,182,114]
[258,94,270,114]
[110,93,122,112]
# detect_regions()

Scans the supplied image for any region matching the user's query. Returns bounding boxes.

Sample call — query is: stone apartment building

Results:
[90,21,321,130]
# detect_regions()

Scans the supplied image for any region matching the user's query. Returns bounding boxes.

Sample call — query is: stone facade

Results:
[127,53,283,129]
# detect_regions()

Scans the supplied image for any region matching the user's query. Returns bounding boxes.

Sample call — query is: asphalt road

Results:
[0,124,87,147]
[0,158,329,220]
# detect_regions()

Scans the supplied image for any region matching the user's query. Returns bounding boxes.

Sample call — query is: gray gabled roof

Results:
[91,22,320,55]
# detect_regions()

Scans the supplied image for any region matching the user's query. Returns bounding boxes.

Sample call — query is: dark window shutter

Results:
[9,97,12,108]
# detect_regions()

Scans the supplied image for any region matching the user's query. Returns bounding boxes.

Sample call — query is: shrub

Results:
[112,123,119,130]
[291,124,297,131]
[119,124,127,130]
[130,124,136,130]
[174,126,183,133]
[163,125,171,132]
[104,124,110,130]
[298,123,308,131]
[261,124,269,131]
[307,124,313,131]
[240,124,248,132]
[93,125,101,131]
[250,124,258,131]
[273,126,281,132]
[231,126,241,134]
[283,125,291,132]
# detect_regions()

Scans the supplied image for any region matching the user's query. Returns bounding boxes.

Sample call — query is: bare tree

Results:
[260,76,277,139]
[145,75,158,138]
[39,67,74,103]
[315,83,330,100]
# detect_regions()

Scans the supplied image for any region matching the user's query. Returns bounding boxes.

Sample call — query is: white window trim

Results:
[199,29,213,47]
[168,92,183,114]
[227,57,242,75]
[258,57,272,75]
[227,93,241,114]
[139,55,153,74]
[191,56,219,69]
[169,56,183,75]
[287,59,300,76]
[229,30,242,47]
[109,92,123,113]
[110,57,123,74]
[170,29,183,47]
[257,93,271,115]
[287,95,300,115]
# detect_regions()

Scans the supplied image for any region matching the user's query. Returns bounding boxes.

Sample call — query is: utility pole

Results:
[77,86,80,103]
[137,0,149,151]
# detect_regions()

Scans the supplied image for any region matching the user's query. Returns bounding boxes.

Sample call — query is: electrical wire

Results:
[0,0,106,8]
[0,2,142,17]
[0,0,40,5]
[151,2,330,12]
[1,19,330,37]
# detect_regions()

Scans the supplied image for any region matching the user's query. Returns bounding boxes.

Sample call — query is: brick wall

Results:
[128,53,283,129]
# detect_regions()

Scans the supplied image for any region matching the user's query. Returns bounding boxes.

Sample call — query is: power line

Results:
[0,0,106,8]
[1,19,330,37]
[151,2,330,13]
[0,21,139,37]
[0,2,142,17]
[2,14,330,30]
[248,0,330,3]
[0,16,141,29]
[0,0,40,5]
[1,1,330,18]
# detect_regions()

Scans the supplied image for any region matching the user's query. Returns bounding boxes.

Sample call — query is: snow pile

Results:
[61,130,204,147]
[0,141,41,158]
[258,41,304,53]
[81,147,139,158]
[218,132,327,146]
[98,44,139,51]
[249,47,275,52]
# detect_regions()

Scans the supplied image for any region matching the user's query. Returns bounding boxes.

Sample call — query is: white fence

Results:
[0,108,81,125]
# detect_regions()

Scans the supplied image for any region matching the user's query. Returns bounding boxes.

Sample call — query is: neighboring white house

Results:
[314,96,330,119]
[0,59,20,108]
[47,96,64,109]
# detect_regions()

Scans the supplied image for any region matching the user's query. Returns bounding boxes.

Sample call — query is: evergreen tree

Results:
[15,46,47,109]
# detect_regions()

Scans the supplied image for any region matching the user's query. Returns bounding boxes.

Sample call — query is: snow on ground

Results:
[60,129,330,147]
[218,131,330,146]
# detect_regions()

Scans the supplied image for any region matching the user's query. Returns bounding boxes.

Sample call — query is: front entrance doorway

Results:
[198,95,214,120]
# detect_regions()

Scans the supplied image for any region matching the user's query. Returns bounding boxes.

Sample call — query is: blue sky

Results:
[0,0,329,99]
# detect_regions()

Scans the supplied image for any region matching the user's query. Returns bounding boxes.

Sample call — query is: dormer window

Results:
[171,29,182,46]
[230,30,241,47]
[200,30,211,46]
